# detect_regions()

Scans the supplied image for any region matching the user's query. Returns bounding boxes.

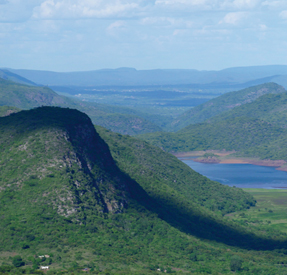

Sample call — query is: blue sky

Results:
[1,0,287,71]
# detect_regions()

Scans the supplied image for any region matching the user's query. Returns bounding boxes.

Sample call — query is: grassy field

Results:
[227,189,287,233]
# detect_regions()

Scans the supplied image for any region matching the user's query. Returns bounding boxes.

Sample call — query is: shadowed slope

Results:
[96,126,287,250]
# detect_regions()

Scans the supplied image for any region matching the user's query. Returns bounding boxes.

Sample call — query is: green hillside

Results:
[210,92,287,128]
[0,77,162,135]
[2,107,287,274]
[170,83,285,131]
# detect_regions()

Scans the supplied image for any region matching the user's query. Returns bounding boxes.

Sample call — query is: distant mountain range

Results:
[6,65,287,88]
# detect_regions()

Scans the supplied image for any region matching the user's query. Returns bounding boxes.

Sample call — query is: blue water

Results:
[180,158,287,189]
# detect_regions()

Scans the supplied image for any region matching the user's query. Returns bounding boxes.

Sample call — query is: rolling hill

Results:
[170,82,286,131]
[0,77,162,135]
[0,69,36,86]
[209,91,287,128]
[1,107,287,274]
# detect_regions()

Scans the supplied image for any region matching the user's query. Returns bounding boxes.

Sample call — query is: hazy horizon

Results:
[4,64,287,74]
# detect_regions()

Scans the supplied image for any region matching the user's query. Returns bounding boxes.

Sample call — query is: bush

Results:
[230,255,243,271]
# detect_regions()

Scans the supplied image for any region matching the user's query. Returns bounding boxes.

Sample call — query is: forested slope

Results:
[139,117,287,158]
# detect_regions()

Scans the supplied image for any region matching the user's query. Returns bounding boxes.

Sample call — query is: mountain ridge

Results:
[8,65,287,87]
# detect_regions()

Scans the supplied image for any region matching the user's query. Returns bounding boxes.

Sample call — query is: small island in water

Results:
[174,150,287,171]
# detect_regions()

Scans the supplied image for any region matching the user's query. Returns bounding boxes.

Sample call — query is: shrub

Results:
[12,255,25,267]
[0,265,13,273]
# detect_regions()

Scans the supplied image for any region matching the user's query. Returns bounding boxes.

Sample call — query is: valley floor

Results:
[228,189,287,234]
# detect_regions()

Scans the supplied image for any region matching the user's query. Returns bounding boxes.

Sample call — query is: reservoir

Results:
[180,158,287,189]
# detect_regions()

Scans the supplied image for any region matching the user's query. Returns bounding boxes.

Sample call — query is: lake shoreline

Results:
[173,150,287,172]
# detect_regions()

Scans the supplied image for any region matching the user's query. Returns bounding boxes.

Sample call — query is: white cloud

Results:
[0,0,42,22]
[107,20,127,35]
[141,17,193,28]
[279,10,287,19]
[219,11,248,24]
[1,0,287,71]
[262,1,287,8]
[173,29,188,36]
[155,0,215,10]
[32,0,152,20]
[220,0,260,10]
[259,23,267,30]
[156,0,210,5]
[155,0,261,10]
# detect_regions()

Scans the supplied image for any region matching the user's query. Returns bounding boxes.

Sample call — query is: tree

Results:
[12,256,25,268]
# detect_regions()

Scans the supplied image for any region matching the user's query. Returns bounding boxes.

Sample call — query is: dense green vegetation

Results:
[2,107,287,274]
[170,83,285,131]
[139,116,287,155]
[0,77,162,135]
